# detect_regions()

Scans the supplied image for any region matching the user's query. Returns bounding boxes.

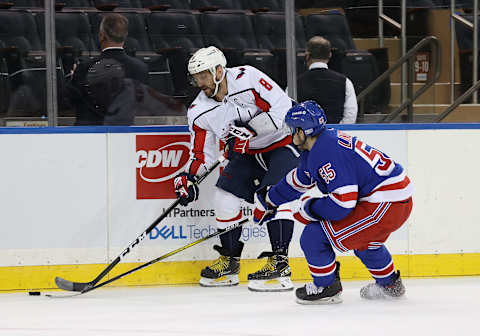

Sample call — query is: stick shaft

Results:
[85,218,248,293]
[56,156,225,292]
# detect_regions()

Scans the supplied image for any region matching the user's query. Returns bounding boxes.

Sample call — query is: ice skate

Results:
[199,245,240,287]
[360,270,405,300]
[248,252,293,292]
[295,261,343,305]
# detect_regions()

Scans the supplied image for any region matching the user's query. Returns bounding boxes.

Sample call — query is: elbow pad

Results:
[248,112,279,136]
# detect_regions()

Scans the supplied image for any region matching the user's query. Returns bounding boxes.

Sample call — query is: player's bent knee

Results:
[300,222,331,252]
[215,188,243,230]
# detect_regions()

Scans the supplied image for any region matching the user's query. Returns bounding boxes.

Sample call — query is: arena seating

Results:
[190,0,243,11]
[3,2,449,119]
[7,0,41,8]
[141,0,191,10]
[145,10,203,94]
[0,10,48,117]
[244,0,284,12]
[253,12,305,51]
[146,10,203,52]
[36,11,94,114]
[37,12,95,58]
[304,12,355,53]
[0,40,10,116]
[57,0,94,8]
[0,6,363,117]
[94,0,143,9]
[252,11,306,87]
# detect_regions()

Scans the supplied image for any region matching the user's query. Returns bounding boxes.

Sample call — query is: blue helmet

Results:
[285,100,327,136]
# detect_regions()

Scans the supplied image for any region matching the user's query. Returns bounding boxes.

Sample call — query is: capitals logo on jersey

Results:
[235,67,246,80]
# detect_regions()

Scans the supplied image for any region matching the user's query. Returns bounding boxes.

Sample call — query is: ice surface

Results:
[0,277,478,336]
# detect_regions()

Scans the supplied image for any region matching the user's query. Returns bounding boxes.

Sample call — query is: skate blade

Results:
[248,277,294,292]
[295,292,343,305]
[360,285,406,300]
[199,274,239,287]
[361,292,407,300]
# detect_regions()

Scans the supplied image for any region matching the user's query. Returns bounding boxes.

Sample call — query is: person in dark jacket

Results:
[67,13,148,125]
[297,36,357,124]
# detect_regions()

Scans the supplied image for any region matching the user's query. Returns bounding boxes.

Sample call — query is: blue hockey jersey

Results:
[268,129,414,221]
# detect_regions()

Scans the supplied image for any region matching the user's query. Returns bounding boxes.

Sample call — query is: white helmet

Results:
[188,46,227,97]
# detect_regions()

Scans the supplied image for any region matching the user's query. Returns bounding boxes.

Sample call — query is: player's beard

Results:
[201,85,215,98]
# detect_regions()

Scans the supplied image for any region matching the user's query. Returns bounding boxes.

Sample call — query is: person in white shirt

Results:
[173,46,300,292]
[297,36,357,124]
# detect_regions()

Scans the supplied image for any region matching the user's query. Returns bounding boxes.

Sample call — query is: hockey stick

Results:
[54,156,226,293]
[47,218,248,297]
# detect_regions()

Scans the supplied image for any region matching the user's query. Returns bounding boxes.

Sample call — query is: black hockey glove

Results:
[173,172,199,206]
[225,120,257,159]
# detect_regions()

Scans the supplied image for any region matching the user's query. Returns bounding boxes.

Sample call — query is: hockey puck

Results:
[28,291,41,296]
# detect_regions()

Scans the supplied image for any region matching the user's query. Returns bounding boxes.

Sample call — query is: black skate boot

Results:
[360,270,405,299]
[295,261,343,305]
[199,245,240,287]
[247,251,293,292]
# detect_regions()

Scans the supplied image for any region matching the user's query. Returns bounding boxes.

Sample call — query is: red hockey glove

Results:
[253,186,277,225]
[173,172,199,206]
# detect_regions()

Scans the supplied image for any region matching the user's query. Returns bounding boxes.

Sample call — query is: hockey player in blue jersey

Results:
[253,100,414,304]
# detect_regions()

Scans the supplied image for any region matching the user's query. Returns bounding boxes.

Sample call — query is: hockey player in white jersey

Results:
[173,46,299,291]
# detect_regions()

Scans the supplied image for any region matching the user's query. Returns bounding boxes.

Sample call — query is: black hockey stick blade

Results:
[54,277,92,292]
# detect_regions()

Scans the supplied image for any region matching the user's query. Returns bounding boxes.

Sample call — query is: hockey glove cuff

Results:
[173,172,199,206]
[291,196,318,225]
[253,185,277,225]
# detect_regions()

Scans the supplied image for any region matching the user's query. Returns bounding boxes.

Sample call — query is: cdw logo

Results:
[136,134,191,199]
[137,149,182,168]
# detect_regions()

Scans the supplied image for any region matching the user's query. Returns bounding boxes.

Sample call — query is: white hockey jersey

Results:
[186,65,293,175]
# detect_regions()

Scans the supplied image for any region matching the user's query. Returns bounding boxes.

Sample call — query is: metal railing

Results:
[378,0,407,102]
[435,78,480,121]
[357,36,441,123]
[450,0,479,103]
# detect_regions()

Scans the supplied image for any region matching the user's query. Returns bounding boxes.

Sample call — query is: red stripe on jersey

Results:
[216,210,242,223]
[332,191,358,202]
[189,124,207,175]
[362,176,411,200]
[375,176,411,193]
[321,219,348,252]
[293,211,311,225]
[308,260,336,275]
[291,169,305,189]
[251,89,271,112]
[369,262,395,277]
[247,135,292,154]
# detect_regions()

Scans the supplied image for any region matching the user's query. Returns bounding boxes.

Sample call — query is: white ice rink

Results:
[1,277,479,336]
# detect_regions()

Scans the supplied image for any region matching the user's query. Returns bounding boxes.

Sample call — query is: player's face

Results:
[192,70,215,96]
[293,129,307,150]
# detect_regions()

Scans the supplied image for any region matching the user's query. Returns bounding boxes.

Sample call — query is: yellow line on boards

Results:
[1,253,479,292]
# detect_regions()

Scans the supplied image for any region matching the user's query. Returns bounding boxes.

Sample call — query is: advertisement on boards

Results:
[136,134,191,199]
[134,133,270,251]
